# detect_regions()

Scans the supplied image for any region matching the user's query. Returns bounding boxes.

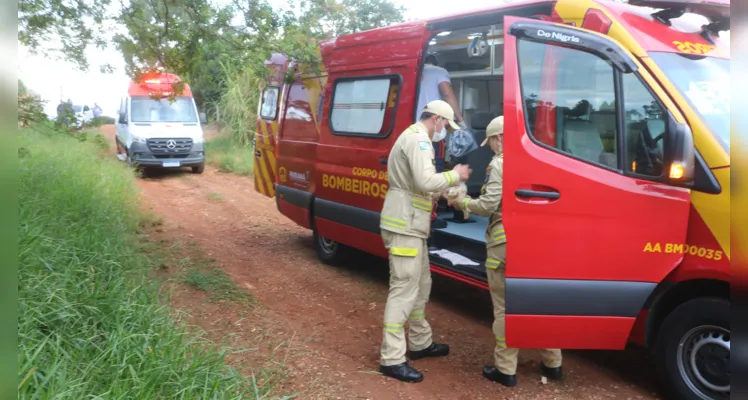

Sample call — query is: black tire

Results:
[312,226,353,266]
[654,297,730,400]
[191,163,205,174]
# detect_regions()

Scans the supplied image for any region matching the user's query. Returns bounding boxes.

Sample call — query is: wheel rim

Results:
[677,325,730,399]
[318,235,337,255]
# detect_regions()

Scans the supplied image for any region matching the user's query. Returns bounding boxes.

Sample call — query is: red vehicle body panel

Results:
[256,0,730,352]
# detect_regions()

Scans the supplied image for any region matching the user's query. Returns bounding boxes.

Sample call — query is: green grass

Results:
[173,244,256,305]
[207,192,225,202]
[206,134,254,176]
[17,129,272,399]
[183,267,256,304]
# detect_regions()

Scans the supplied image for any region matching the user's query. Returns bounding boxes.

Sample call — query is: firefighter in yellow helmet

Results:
[449,116,563,387]
[378,100,472,383]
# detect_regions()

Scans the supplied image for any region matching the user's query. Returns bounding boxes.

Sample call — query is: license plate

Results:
[162,161,181,167]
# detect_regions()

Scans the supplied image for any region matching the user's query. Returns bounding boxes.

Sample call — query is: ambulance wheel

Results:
[654,297,730,400]
[313,228,352,266]
[191,163,205,174]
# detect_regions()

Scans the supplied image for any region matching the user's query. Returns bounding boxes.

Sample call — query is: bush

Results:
[18,131,263,399]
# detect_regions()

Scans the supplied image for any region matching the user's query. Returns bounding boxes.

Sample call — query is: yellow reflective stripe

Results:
[412,197,431,206]
[461,198,470,210]
[496,337,507,348]
[381,216,407,229]
[391,247,419,257]
[384,322,404,333]
[493,234,506,242]
[411,201,432,211]
[485,258,502,269]
[407,125,419,134]
[445,170,457,186]
[409,310,425,320]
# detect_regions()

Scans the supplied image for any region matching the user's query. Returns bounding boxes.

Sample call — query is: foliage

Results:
[112,0,406,107]
[205,134,255,176]
[18,79,47,128]
[18,0,113,71]
[18,130,272,398]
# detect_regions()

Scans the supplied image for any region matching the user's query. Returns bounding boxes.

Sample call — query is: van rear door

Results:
[254,57,287,198]
[501,16,691,350]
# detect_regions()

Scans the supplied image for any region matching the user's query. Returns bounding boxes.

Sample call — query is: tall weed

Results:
[17,131,267,399]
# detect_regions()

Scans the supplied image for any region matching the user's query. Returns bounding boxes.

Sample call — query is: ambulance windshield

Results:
[648,52,729,152]
[130,96,198,123]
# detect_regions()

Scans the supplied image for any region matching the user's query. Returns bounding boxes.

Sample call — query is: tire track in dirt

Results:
[101,125,663,399]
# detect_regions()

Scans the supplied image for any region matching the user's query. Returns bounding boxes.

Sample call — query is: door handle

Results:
[515,189,560,200]
[380,157,388,165]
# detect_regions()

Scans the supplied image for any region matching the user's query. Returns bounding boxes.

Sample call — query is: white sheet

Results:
[429,249,480,267]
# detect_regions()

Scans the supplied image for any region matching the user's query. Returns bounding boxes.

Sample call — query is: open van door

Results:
[501,16,692,350]
[254,54,288,198]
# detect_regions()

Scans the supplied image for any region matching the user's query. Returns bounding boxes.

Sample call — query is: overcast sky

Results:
[17,0,728,118]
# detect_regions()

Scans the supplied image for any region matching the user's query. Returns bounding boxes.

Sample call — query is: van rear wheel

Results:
[313,227,352,266]
[654,297,730,400]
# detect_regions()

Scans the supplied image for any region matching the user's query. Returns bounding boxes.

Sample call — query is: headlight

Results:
[132,135,147,144]
[193,136,205,144]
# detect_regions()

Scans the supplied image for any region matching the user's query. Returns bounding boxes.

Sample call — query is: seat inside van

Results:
[457,111,499,196]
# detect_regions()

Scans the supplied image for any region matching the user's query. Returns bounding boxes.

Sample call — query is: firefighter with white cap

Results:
[449,115,563,387]
[378,100,472,383]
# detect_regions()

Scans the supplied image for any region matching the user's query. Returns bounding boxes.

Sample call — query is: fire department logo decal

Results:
[278,167,288,183]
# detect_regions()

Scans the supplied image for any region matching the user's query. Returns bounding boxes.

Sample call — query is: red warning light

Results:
[582,9,612,35]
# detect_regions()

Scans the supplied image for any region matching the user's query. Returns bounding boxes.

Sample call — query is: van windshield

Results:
[130,96,198,123]
[648,52,729,152]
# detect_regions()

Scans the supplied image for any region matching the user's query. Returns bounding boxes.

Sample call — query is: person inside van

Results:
[417,54,467,174]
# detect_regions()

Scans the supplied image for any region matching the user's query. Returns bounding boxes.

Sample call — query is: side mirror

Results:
[118,113,127,124]
[664,112,695,184]
[199,112,207,125]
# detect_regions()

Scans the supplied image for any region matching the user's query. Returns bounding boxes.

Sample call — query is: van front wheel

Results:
[191,163,205,174]
[654,297,730,400]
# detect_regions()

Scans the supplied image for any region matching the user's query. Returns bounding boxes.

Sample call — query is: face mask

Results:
[432,127,447,142]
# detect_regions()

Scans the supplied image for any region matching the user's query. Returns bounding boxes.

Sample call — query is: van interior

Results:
[416,20,514,281]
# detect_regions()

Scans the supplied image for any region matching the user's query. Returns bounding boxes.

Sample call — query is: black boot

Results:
[379,362,424,383]
[482,366,517,387]
[408,343,450,360]
[541,364,563,380]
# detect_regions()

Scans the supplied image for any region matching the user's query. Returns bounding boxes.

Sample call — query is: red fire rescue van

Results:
[253,0,730,398]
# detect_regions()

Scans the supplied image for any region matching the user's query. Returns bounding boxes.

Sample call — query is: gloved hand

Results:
[448,193,468,208]
[458,120,468,130]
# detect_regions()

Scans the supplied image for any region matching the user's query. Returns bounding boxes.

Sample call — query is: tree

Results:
[330,0,407,36]
[18,0,113,71]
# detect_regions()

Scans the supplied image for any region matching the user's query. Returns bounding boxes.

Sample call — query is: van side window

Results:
[329,75,401,137]
[518,39,618,169]
[622,73,666,177]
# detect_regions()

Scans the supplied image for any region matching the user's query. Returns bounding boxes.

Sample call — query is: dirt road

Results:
[103,125,663,399]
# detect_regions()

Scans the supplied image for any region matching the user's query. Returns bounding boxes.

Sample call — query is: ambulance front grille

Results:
[146,138,193,155]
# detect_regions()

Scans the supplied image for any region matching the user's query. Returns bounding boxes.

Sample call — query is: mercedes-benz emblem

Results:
[166,140,177,150]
